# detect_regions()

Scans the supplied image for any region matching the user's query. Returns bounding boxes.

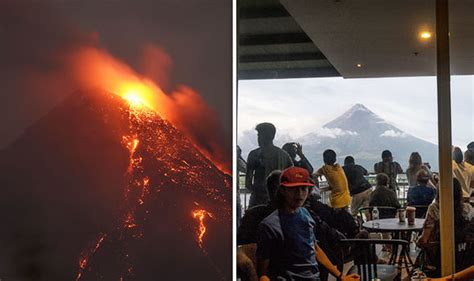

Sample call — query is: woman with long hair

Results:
[418,179,471,244]
[416,178,474,276]
[406,152,423,187]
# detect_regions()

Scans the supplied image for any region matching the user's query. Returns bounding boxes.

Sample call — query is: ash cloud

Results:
[169,85,231,172]
[0,0,231,171]
[139,44,174,92]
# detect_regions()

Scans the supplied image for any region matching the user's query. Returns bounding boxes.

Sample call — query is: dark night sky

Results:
[0,0,232,150]
[0,2,233,279]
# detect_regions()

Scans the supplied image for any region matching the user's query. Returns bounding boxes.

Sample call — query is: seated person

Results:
[417,179,474,276]
[407,169,436,217]
[369,173,401,218]
[239,170,354,281]
[306,196,359,239]
[238,170,281,245]
[257,167,359,281]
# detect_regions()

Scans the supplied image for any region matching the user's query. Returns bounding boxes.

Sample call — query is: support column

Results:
[436,0,455,276]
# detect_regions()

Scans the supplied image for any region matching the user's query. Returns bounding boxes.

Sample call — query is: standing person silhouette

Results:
[342,156,372,216]
[374,150,403,192]
[282,142,314,174]
[246,123,293,208]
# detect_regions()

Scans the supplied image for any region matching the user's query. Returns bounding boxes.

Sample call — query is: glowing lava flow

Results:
[76,233,107,281]
[123,135,140,173]
[74,87,229,280]
[192,207,214,248]
[191,204,224,280]
[75,97,150,280]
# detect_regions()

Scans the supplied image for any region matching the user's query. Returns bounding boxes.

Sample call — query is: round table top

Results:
[363,218,425,232]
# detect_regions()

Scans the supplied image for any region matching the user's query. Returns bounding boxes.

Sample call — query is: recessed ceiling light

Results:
[420,32,432,39]
[356,63,362,68]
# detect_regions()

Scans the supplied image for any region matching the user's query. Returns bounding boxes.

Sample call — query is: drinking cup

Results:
[398,208,406,223]
[406,206,416,225]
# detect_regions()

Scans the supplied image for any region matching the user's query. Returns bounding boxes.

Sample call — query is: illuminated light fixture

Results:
[356,63,362,68]
[420,31,432,39]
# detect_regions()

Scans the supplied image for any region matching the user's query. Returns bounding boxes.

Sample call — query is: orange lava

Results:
[122,135,139,173]
[124,212,137,229]
[192,209,214,248]
[74,91,228,279]
[138,177,150,205]
[70,47,230,173]
[76,233,107,281]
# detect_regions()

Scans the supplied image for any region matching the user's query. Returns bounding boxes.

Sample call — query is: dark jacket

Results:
[237,204,275,245]
[294,155,314,174]
[407,185,436,206]
[342,164,372,195]
[369,185,401,218]
[307,198,359,239]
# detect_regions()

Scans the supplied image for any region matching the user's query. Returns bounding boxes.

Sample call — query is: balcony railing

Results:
[238,173,411,217]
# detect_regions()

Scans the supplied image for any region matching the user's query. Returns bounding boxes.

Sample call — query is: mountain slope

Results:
[299,104,438,171]
[0,89,231,280]
[238,104,438,172]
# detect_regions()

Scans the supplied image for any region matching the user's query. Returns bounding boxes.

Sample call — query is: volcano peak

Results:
[337,103,377,120]
[323,103,387,132]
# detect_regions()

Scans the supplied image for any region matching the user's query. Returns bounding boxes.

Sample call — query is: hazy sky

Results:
[238,76,473,147]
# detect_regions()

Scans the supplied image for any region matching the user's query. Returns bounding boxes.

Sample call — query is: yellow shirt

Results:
[453,160,472,198]
[317,164,351,208]
[464,161,474,189]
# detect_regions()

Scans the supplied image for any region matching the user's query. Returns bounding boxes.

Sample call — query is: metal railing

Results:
[238,173,411,217]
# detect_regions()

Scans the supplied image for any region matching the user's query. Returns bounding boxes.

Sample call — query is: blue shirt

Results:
[407,185,436,206]
[257,207,319,280]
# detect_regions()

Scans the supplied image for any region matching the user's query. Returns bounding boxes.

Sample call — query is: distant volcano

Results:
[239,104,438,172]
[0,89,231,280]
[299,103,439,171]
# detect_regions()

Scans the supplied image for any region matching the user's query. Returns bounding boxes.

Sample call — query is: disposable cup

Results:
[406,206,416,225]
[398,209,406,223]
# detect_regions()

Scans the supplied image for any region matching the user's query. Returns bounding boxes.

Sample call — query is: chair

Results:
[358,206,397,223]
[238,204,273,245]
[237,243,257,281]
[415,238,474,277]
[340,238,409,281]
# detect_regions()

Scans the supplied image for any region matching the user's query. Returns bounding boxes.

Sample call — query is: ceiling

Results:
[238,0,340,79]
[239,0,474,79]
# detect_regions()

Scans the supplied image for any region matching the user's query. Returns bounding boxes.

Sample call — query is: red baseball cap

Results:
[280,167,315,187]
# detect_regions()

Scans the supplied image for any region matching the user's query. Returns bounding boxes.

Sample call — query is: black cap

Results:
[468,141,474,151]
[382,150,392,158]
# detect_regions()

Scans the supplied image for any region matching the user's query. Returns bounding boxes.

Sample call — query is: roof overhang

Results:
[239,0,474,79]
[238,0,340,79]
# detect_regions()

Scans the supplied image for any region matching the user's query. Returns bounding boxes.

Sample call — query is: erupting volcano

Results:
[0,87,232,280]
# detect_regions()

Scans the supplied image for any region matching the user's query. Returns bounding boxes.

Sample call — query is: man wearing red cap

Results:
[257,167,359,281]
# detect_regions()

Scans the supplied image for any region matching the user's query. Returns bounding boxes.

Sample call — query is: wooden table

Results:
[363,218,425,277]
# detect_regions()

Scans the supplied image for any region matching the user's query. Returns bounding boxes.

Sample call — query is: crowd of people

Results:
[237,122,474,281]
